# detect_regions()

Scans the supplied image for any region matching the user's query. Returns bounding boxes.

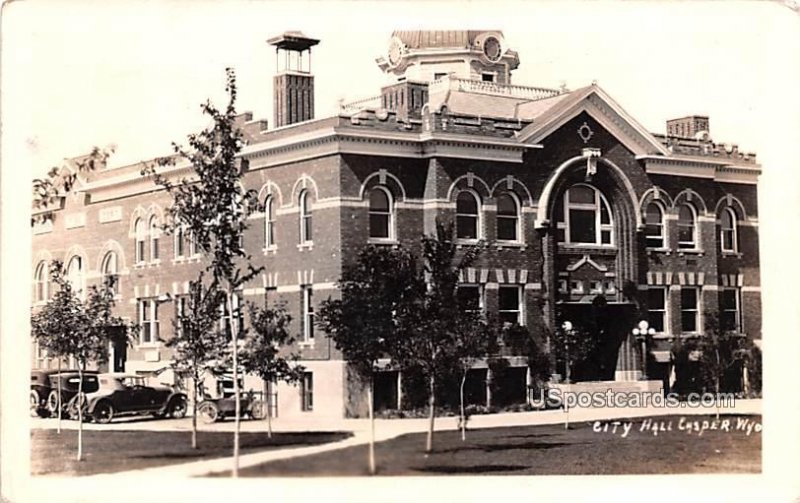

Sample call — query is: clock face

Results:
[483,36,502,62]
[388,37,403,66]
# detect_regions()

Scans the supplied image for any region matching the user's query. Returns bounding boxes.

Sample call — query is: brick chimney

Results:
[666,115,709,139]
[268,32,319,128]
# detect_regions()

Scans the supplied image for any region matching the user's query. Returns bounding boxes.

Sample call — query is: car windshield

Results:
[118,376,146,388]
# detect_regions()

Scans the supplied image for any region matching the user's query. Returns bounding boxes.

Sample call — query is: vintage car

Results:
[30,369,100,418]
[197,390,267,423]
[72,373,187,424]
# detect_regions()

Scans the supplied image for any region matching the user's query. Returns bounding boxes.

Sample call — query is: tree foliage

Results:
[32,146,116,225]
[241,303,303,385]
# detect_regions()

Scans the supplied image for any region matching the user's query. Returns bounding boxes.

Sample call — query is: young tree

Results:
[31,261,133,461]
[167,275,229,449]
[317,245,422,474]
[142,68,261,477]
[394,220,484,453]
[240,303,304,438]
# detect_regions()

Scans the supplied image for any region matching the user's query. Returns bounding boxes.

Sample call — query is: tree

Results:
[452,299,496,441]
[166,275,229,449]
[695,311,756,418]
[551,320,595,384]
[317,245,422,474]
[31,261,133,461]
[142,68,261,477]
[241,302,304,438]
[394,220,484,453]
[32,146,115,225]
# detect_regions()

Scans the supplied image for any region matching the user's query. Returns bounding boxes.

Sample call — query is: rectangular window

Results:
[648,287,667,333]
[498,285,522,326]
[302,286,314,342]
[220,292,244,338]
[720,288,740,332]
[301,372,313,411]
[175,228,185,258]
[481,73,495,82]
[457,284,483,313]
[138,299,159,344]
[569,209,596,244]
[175,295,189,338]
[136,240,146,264]
[680,287,699,333]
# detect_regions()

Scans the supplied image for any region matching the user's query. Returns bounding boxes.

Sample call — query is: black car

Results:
[30,369,100,418]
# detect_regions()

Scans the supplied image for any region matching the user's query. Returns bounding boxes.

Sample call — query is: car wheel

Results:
[46,390,63,417]
[168,396,188,419]
[30,390,41,417]
[93,401,114,424]
[67,393,88,421]
[197,402,219,424]
[250,400,267,420]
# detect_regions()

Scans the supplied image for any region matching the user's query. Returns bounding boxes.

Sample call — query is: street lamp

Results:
[632,320,655,380]
[561,321,573,384]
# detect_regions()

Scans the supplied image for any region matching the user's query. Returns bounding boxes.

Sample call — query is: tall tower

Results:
[268,31,319,128]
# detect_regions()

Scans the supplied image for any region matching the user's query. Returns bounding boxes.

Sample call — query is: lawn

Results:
[31,429,351,476]
[228,414,761,477]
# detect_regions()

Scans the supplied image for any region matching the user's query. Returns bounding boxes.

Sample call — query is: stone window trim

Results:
[556,184,614,247]
[455,189,483,242]
[495,191,523,244]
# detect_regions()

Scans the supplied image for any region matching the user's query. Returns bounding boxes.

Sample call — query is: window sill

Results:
[262,246,278,255]
[368,238,399,246]
[298,340,315,348]
[677,249,704,257]
[297,242,314,251]
[721,251,742,258]
[136,342,163,349]
[495,241,526,250]
[456,239,481,248]
[646,247,671,255]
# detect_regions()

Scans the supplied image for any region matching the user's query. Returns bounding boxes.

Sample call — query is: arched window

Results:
[677,204,697,250]
[368,187,393,239]
[102,251,118,295]
[557,184,613,245]
[264,196,276,248]
[66,255,84,297]
[456,190,480,240]
[34,261,48,302]
[134,218,146,264]
[720,207,738,253]
[149,216,160,261]
[496,193,520,242]
[645,202,665,248]
[174,225,186,258]
[299,190,312,244]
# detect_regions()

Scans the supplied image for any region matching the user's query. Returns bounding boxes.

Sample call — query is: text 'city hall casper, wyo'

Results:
[31,30,761,418]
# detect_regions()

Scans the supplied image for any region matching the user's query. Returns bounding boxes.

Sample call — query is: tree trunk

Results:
[264,379,272,439]
[191,373,198,450]
[367,377,376,475]
[426,373,435,453]
[77,362,84,461]
[460,370,467,442]
[56,358,62,434]
[228,289,241,478]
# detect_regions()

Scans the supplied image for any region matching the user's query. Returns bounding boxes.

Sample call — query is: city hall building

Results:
[31,30,761,419]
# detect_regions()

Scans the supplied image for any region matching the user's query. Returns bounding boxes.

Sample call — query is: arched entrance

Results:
[538,154,643,382]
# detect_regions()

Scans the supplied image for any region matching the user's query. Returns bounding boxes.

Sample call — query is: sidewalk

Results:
[65,398,761,478]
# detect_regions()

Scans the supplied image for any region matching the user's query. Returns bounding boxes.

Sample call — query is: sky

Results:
[2,1,800,500]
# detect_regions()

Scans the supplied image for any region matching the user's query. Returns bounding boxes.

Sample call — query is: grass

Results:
[31,429,351,476]
[228,414,761,477]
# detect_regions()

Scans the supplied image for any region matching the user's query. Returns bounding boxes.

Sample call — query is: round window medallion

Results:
[483,36,502,62]
[388,37,404,66]
[578,122,594,143]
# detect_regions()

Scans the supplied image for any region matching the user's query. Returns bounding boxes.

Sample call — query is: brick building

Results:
[31,30,760,419]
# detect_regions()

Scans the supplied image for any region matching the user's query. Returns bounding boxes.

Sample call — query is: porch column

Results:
[485,367,492,408]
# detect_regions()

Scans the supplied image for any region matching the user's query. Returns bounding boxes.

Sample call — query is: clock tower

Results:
[268,31,319,128]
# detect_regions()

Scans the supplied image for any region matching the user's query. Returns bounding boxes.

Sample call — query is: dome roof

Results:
[391,30,502,49]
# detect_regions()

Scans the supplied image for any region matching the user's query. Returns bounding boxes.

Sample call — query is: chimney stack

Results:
[666,115,709,140]
[268,31,319,128]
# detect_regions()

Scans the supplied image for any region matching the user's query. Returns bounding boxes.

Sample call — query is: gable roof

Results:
[516,83,669,156]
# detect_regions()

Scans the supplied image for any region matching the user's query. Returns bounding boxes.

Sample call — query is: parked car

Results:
[197,390,267,423]
[30,369,100,418]
[71,373,187,424]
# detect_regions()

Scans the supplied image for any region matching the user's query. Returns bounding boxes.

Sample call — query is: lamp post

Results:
[632,320,655,380]
[561,321,573,384]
